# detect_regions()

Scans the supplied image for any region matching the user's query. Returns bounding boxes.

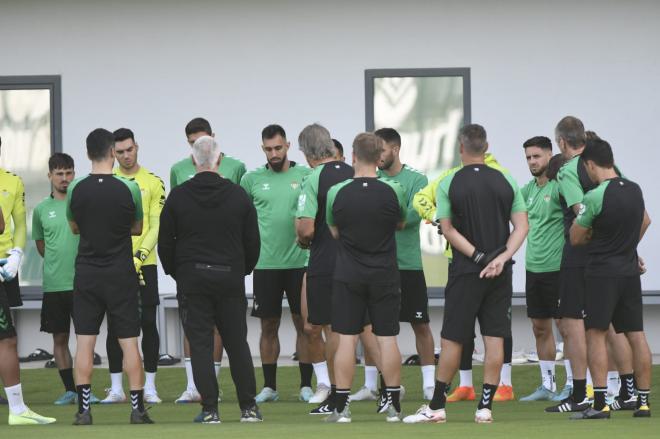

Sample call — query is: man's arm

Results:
[439,218,477,257]
[11,177,26,250]
[412,178,438,222]
[243,201,261,274]
[157,198,176,277]
[295,175,319,248]
[32,205,44,256]
[481,211,529,278]
[68,221,80,235]
[0,207,4,234]
[36,240,45,257]
[134,177,166,267]
[640,209,651,242]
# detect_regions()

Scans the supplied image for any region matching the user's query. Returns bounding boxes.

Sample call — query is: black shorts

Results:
[251,268,304,318]
[73,271,140,338]
[306,275,333,326]
[441,271,512,343]
[5,275,22,307]
[558,267,586,319]
[332,281,401,337]
[40,291,73,334]
[525,271,560,319]
[0,284,16,340]
[140,265,160,306]
[585,275,643,333]
[399,270,430,323]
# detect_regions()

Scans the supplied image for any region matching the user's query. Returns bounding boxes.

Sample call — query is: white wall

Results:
[2,0,659,297]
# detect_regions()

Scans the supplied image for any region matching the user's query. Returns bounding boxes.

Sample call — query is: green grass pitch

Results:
[3,364,658,438]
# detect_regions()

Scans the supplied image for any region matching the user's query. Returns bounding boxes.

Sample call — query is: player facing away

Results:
[33,153,100,406]
[240,124,312,403]
[325,133,407,423]
[67,128,153,425]
[101,128,165,404]
[169,117,246,403]
[404,124,528,424]
[569,138,652,420]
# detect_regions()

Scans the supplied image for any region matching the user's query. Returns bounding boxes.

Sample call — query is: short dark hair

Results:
[458,124,487,155]
[585,130,601,141]
[332,138,343,155]
[113,128,135,143]
[48,152,74,171]
[546,154,566,180]
[86,128,115,161]
[185,117,212,136]
[262,124,286,141]
[523,136,552,151]
[581,138,614,168]
[555,116,585,148]
[374,128,401,147]
[352,133,383,163]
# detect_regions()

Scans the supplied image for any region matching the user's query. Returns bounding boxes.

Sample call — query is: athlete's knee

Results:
[532,320,552,338]
[304,323,322,340]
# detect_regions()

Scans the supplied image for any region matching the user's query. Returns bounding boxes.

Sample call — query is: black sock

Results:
[262,363,277,390]
[59,368,75,392]
[478,383,498,410]
[330,384,336,403]
[335,389,350,412]
[379,372,385,392]
[619,374,635,400]
[429,380,448,410]
[572,378,587,402]
[385,387,401,412]
[130,390,145,412]
[76,384,91,414]
[593,387,607,410]
[299,362,313,388]
[637,389,650,408]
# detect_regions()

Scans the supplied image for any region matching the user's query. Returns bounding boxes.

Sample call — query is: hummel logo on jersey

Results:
[48,210,56,219]
[544,195,551,202]
[363,182,368,187]
[98,178,104,183]
[415,312,423,319]
[291,182,299,190]
[262,183,271,191]
[474,167,480,172]
[335,165,340,169]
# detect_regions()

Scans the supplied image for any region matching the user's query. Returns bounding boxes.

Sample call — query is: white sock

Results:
[539,360,556,392]
[110,372,123,394]
[5,383,28,415]
[364,366,378,392]
[312,361,330,388]
[607,371,620,396]
[459,369,473,388]
[184,358,197,392]
[586,368,593,386]
[499,363,512,386]
[564,359,573,387]
[421,365,435,389]
[144,372,156,393]
[214,361,221,378]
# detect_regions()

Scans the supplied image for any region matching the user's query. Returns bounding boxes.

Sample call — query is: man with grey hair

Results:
[159,135,262,423]
[296,123,354,414]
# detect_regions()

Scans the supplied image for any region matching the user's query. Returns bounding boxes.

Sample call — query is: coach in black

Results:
[66,129,151,425]
[569,138,652,420]
[405,124,528,425]
[158,135,261,424]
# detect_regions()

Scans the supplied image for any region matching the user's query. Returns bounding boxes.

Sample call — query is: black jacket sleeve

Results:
[158,195,177,278]
[243,201,260,275]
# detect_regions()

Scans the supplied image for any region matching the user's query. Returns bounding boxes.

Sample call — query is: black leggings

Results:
[106,305,160,373]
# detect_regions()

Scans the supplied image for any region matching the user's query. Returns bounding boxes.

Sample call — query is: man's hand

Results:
[296,237,311,250]
[134,249,149,286]
[0,248,23,282]
[639,256,647,275]
[480,253,508,279]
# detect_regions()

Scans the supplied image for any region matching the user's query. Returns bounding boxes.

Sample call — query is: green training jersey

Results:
[377,164,428,270]
[521,178,564,273]
[32,196,79,292]
[240,162,311,269]
[169,154,246,188]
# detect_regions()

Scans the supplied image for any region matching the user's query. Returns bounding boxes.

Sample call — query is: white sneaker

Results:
[349,386,378,401]
[175,389,202,403]
[475,408,493,423]
[309,384,331,404]
[403,404,446,424]
[144,390,162,404]
[423,386,435,401]
[100,388,126,404]
[385,405,402,423]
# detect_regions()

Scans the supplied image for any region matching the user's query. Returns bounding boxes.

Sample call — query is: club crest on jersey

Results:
[262,183,271,191]
[290,182,299,190]
[48,211,56,219]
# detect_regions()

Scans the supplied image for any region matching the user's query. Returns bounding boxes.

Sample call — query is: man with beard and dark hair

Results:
[240,124,312,403]
[518,136,564,401]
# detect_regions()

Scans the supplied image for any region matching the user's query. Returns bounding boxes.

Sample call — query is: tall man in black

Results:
[404,124,528,424]
[569,138,652,419]
[159,135,261,424]
[66,128,152,425]
[325,133,407,423]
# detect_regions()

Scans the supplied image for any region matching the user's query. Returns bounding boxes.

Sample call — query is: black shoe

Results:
[309,397,335,415]
[240,406,263,422]
[633,405,651,418]
[545,397,591,413]
[44,359,57,369]
[194,410,221,424]
[403,354,420,366]
[570,407,611,420]
[73,410,93,425]
[610,395,637,411]
[19,348,53,363]
[158,354,181,366]
[130,408,154,424]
